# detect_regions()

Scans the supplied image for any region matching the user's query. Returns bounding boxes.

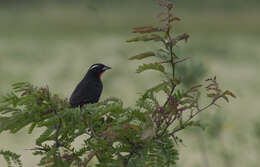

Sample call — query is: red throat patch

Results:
[99,72,104,79]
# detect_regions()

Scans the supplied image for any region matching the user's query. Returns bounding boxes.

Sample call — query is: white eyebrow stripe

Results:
[89,64,99,70]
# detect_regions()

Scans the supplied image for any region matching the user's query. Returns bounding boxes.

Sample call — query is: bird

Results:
[69,63,111,108]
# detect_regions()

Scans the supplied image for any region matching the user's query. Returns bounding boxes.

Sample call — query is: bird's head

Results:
[87,63,111,79]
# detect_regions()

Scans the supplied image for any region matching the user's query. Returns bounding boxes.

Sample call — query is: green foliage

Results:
[0,0,235,166]
[128,51,155,60]
[136,63,165,74]
[0,150,22,167]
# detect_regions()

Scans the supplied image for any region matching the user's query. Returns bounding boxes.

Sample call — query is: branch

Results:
[170,99,217,135]
[159,57,191,65]
[171,33,190,46]
[25,146,50,152]
[161,7,177,109]
[163,84,176,108]
[54,111,62,148]
[156,111,177,138]
[80,150,99,167]
[123,151,134,166]
[83,115,99,139]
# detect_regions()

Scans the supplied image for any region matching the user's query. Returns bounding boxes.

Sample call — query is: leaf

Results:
[169,16,181,22]
[98,97,123,106]
[184,121,206,130]
[141,126,155,140]
[171,33,190,45]
[131,110,147,122]
[223,90,236,98]
[173,78,180,85]
[221,95,229,103]
[36,128,55,146]
[141,113,154,140]
[188,84,202,92]
[145,81,170,94]
[122,123,142,132]
[126,34,163,43]
[128,52,156,60]
[12,82,31,93]
[0,150,22,167]
[132,26,165,34]
[127,35,147,42]
[172,57,190,64]
[136,63,165,74]
[160,15,181,23]
[28,122,36,134]
[207,93,217,97]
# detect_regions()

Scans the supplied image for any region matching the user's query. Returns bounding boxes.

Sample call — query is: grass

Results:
[0,4,260,167]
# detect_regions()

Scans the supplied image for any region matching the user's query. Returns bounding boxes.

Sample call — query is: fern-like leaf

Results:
[129,51,155,60]
[0,150,22,167]
[136,63,165,74]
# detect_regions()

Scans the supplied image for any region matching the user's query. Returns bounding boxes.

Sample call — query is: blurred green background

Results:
[0,0,259,166]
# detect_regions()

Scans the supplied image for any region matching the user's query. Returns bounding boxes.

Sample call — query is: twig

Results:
[83,114,98,139]
[159,57,191,64]
[124,151,134,166]
[156,112,177,138]
[156,7,179,138]
[161,5,177,110]
[163,83,176,108]
[25,146,50,152]
[170,134,179,146]
[81,150,99,167]
[54,111,62,148]
[170,99,217,135]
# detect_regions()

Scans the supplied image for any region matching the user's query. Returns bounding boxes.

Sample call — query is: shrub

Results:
[0,0,235,166]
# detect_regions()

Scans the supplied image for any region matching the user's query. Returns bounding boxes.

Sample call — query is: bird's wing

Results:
[69,80,102,107]
[69,80,90,107]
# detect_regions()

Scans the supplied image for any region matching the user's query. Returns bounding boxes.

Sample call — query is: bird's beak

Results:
[102,66,111,71]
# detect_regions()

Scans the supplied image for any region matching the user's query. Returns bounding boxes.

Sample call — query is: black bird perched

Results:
[69,63,111,108]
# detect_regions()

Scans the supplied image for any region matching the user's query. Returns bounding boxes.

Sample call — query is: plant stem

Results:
[80,150,99,167]
[170,99,217,135]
